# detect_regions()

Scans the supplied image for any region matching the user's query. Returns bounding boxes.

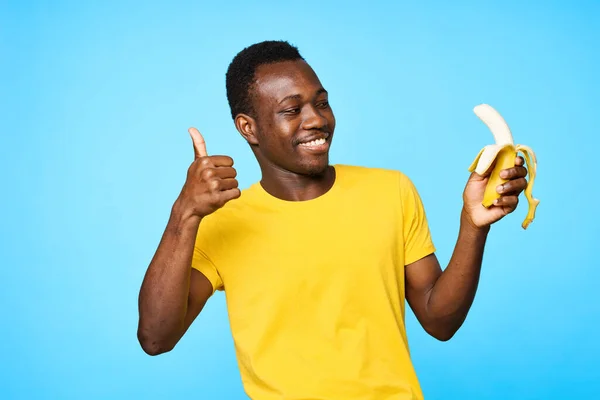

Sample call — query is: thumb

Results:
[188,127,208,159]
[469,157,498,182]
[468,170,488,182]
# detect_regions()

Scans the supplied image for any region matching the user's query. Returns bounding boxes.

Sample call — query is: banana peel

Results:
[468,104,540,229]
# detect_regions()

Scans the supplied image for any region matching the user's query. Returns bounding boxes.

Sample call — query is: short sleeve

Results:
[191,222,224,295]
[398,172,436,265]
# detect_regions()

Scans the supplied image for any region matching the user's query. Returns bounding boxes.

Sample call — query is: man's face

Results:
[248,59,336,176]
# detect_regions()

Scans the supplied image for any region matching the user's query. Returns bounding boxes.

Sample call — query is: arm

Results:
[405,156,528,341]
[405,209,489,341]
[137,127,240,355]
[137,205,213,355]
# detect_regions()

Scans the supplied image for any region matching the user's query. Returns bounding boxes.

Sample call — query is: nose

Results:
[301,105,328,131]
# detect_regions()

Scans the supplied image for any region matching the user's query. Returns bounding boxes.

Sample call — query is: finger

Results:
[220,188,241,203]
[497,177,527,195]
[500,165,527,180]
[494,195,519,209]
[515,155,525,167]
[218,178,239,191]
[209,155,234,168]
[200,166,236,180]
[188,127,208,159]
[212,166,237,179]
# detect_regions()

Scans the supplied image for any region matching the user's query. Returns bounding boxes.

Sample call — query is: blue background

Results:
[2,1,598,399]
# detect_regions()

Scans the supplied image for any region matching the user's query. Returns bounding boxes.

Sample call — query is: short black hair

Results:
[225,40,304,120]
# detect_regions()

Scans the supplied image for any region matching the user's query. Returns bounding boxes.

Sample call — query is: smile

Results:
[299,138,327,148]
[297,135,330,154]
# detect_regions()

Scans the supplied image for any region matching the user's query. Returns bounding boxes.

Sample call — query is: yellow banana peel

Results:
[468,104,540,229]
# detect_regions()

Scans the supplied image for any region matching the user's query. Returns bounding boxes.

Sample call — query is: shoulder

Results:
[336,163,398,176]
[335,164,426,208]
[335,163,414,189]
[335,163,399,180]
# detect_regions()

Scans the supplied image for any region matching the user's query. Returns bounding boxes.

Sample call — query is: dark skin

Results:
[137,59,529,355]
[137,133,239,355]
[236,60,337,200]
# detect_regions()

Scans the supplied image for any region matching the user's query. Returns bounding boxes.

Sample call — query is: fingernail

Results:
[497,184,504,193]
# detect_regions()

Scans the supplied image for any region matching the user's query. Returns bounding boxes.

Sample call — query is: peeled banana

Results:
[468,104,539,229]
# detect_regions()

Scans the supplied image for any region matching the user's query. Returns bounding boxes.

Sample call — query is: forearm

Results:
[137,199,200,354]
[426,208,490,337]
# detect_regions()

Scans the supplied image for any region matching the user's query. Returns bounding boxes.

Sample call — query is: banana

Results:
[468,104,540,229]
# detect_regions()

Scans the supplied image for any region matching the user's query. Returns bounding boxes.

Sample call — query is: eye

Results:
[283,107,300,114]
[317,100,329,108]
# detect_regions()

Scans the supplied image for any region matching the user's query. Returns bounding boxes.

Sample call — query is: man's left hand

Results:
[462,156,528,229]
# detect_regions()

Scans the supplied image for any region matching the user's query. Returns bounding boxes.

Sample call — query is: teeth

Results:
[300,138,326,147]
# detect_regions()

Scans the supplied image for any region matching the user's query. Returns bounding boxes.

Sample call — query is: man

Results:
[137,40,528,399]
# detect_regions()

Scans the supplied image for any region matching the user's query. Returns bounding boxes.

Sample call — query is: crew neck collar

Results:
[250,164,342,208]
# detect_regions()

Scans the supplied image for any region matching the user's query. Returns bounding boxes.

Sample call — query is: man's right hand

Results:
[176,127,241,220]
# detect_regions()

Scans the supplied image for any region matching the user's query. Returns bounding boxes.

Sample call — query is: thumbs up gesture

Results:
[177,127,241,219]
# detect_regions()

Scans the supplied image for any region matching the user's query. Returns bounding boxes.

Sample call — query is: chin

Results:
[301,159,330,177]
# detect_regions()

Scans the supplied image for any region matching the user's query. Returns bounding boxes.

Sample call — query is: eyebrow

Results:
[278,88,328,104]
[278,94,302,104]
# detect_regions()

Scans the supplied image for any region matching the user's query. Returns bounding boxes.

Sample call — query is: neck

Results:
[259,164,336,201]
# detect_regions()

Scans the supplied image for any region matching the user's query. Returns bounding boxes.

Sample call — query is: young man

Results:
[137,41,529,399]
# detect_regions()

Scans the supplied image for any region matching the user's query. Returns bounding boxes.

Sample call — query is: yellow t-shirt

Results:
[192,164,436,400]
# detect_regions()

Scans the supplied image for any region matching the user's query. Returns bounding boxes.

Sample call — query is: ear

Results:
[235,114,259,145]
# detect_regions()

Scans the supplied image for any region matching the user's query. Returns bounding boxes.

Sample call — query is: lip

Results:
[297,134,331,154]
[296,131,330,145]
